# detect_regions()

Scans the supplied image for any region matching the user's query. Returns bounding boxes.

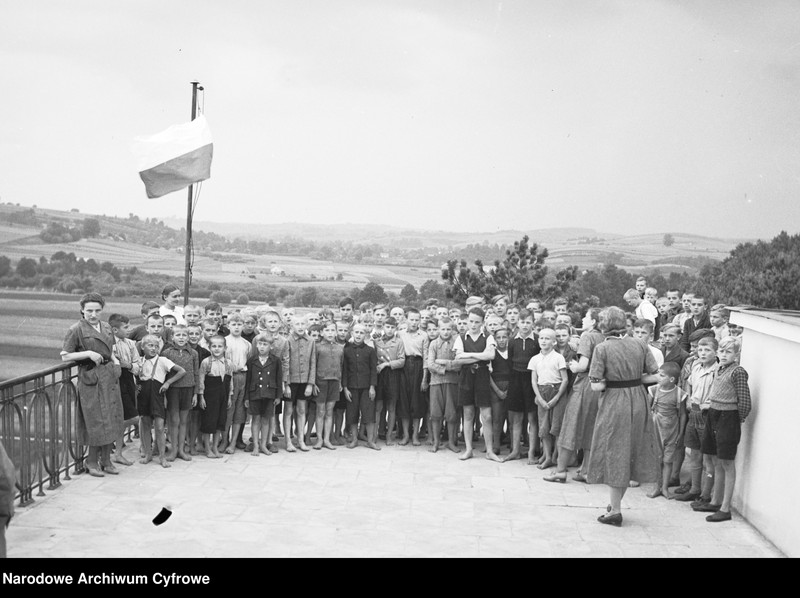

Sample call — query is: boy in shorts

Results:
[245,333,282,456]
[528,328,568,469]
[452,308,501,462]
[285,315,316,452]
[109,313,141,466]
[698,337,751,522]
[161,324,199,462]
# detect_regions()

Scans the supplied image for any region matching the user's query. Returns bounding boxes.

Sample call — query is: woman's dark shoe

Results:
[543,472,567,484]
[706,510,732,522]
[693,503,721,513]
[597,512,623,527]
[674,492,701,502]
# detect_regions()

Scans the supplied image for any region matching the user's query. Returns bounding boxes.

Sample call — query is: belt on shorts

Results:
[605,379,642,389]
[538,383,557,388]
[690,403,702,412]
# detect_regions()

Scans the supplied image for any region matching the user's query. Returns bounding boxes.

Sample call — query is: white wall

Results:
[731,311,800,557]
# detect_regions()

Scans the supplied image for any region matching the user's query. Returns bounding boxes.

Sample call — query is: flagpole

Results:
[184,80,200,306]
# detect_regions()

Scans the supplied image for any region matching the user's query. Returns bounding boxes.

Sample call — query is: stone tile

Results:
[619,542,694,558]
[403,532,481,558]
[470,476,530,491]
[479,535,551,557]
[443,516,513,538]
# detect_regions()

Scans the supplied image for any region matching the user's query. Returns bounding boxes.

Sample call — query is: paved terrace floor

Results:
[7,434,783,558]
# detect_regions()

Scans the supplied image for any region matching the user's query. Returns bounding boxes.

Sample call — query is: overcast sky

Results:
[1,1,798,239]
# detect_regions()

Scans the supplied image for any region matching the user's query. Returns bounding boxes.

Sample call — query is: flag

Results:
[132,115,213,198]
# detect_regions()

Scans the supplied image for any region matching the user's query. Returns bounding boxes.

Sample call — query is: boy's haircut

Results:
[323,320,336,330]
[659,362,681,380]
[491,294,510,305]
[373,303,388,314]
[406,307,420,317]
[438,316,452,326]
[697,337,719,351]
[140,300,160,315]
[146,313,164,325]
[668,288,681,295]
[141,334,161,346]
[688,328,715,343]
[184,303,202,314]
[553,297,568,307]
[710,304,730,319]
[319,307,334,319]
[458,311,469,320]
[108,313,129,328]
[468,307,485,321]
[718,336,741,354]
[253,332,271,345]
[554,323,571,333]
[426,317,439,328]
[655,297,669,307]
[518,308,533,322]
[208,334,227,348]
[384,316,398,327]
[204,301,222,313]
[633,318,654,333]
[241,307,258,319]
[172,324,188,332]
[636,276,647,283]
[660,323,681,335]
[645,287,658,295]
[358,301,374,311]
[226,312,244,324]
[308,323,324,334]
[533,319,546,329]
[623,288,640,301]
[187,323,202,331]
[162,314,177,323]
[200,317,219,329]
[507,303,520,311]
[339,297,354,308]
[692,294,707,305]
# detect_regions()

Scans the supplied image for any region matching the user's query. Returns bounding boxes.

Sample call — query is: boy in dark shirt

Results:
[342,323,379,450]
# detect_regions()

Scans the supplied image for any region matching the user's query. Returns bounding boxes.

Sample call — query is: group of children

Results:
[106,279,750,523]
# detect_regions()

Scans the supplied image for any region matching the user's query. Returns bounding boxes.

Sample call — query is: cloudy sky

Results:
[1,1,798,238]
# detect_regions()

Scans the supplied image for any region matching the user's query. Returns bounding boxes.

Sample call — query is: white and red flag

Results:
[132,115,213,198]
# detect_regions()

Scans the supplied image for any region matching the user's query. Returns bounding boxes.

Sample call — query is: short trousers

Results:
[345,387,376,428]
[491,379,509,406]
[701,408,741,460]
[684,406,706,450]
[507,369,536,413]
[429,383,458,422]
[285,382,311,404]
[118,368,138,420]
[403,356,426,420]
[537,384,559,438]
[137,379,166,420]
[248,397,276,417]
[376,368,404,411]
[458,365,491,409]
[229,372,248,425]
[315,379,341,405]
[166,386,194,411]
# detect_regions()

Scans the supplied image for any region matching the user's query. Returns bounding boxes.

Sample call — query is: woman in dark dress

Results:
[587,306,659,526]
[61,292,125,477]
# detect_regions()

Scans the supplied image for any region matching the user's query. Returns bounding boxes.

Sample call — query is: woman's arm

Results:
[569,355,590,374]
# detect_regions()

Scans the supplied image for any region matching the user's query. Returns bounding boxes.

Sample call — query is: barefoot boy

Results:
[342,324,379,450]
[428,317,461,453]
[528,328,568,469]
[453,308,501,462]
[647,362,687,499]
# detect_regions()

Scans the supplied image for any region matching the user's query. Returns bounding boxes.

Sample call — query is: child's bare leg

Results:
[527,413,539,464]
[154,417,170,468]
[177,410,191,460]
[399,417,411,445]
[333,409,345,444]
[366,423,381,450]
[313,401,325,449]
[347,424,359,449]
[305,401,317,445]
[411,417,421,446]
[166,400,179,461]
[226,423,241,454]
[387,403,399,445]
[283,403,296,452]
[491,402,504,455]
[250,415,261,456]
[459,406,475,460]
[670,448,685,486]
[296,400,310,451]
[701,454,716,500]
[428,417,441,453]
[479,407,501,462]
[323,403,336,450]
[537,435,554,469]
[687,449,702,495]
[503,412,522,461]
[259,418,271,454]
[718,458,736,513]
[139,417,153,464]
[114,416,138,465]
[447,418,459,452]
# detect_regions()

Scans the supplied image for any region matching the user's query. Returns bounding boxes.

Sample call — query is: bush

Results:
[210,290,232,304]
[236,292,249,305]
[112,287,128,297]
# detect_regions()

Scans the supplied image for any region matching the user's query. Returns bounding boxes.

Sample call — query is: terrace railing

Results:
[0,361,87,506]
